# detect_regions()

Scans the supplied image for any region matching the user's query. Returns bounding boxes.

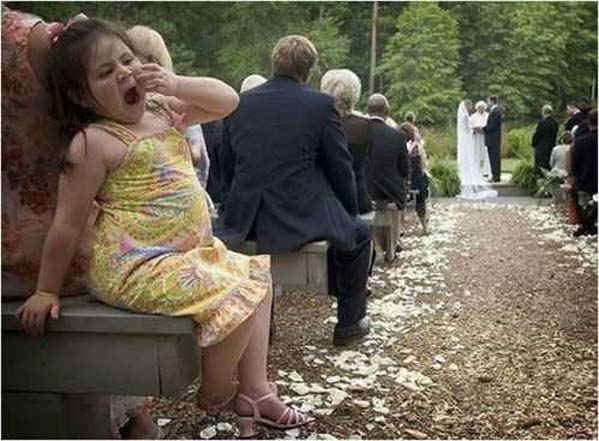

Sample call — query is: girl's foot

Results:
[233,389,314,438]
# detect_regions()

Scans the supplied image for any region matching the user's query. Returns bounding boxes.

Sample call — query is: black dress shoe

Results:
[333,317,371,346]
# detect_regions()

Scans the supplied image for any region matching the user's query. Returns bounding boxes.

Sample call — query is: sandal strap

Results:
[198,385,238,415]
[236,392,277,419]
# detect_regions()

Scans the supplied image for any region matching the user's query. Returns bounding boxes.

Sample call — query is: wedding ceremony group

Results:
[2,1,597,440]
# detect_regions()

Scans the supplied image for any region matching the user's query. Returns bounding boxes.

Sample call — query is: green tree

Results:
[382,2,462,125]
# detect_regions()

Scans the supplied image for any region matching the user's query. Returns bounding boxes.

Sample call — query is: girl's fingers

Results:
[140,63,162,71]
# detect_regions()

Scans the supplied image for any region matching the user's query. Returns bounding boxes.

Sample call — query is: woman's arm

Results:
[134,64,239,125]
[16,131,107,336]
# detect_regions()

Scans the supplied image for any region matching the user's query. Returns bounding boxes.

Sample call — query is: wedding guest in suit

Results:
[321,69,373,214]
[571,109,598,236]
[219,35,372,346]
[532,104,559,173]
[204,119,225,204]
[484,95,502,182]
[366,94,410,213]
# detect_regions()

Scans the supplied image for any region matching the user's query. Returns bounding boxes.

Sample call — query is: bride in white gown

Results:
[456,100,498,199]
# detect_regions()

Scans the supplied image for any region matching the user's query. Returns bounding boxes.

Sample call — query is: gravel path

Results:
[152,199,597,440]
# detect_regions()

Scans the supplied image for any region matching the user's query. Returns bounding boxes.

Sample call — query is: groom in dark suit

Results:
[218,35,372,346]
[484,95,502,182]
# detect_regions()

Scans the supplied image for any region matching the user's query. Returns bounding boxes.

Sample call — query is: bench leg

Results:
[269,285,282,343]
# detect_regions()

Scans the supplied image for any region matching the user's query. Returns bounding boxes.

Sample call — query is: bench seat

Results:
[2,295,199,438]
[240,241,329,294]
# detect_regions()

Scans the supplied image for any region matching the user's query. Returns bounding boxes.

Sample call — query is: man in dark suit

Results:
[218,35,372,346]
[484,95,502,182]
[571,108,598,236]
[532,104,559,173]
[365,94,410,212]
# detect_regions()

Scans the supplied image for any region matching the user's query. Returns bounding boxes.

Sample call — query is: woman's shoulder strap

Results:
[88,121,138,146]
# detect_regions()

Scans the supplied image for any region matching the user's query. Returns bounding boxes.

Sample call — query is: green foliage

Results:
[505,126,534,160]
[511,160,541,196]
[8,1,597,122]
[419,126,456,159]
[382,2,462,125]
[429,157,461,197]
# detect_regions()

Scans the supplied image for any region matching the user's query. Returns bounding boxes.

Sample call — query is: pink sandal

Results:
[198,382,278,417]
[235,391,315,438]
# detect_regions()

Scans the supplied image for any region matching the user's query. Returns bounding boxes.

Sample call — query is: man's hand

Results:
[16,291,60,337]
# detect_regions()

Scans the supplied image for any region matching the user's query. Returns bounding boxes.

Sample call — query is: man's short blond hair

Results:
[320,69,362,117]
[127,25,174,72]
[271,35,318,82]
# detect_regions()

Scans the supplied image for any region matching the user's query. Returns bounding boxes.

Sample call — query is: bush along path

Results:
[151,200,597,440]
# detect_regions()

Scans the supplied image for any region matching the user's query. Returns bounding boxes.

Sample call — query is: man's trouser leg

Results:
[333,227,371,327]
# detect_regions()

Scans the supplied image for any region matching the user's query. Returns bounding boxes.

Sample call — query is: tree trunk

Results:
[369,1,379,95]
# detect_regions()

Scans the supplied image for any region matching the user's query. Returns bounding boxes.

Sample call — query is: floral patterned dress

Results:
[88,111,271,347]
[1,6,92,298]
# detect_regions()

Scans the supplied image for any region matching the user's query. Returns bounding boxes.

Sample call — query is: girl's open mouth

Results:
[124,86,140,105]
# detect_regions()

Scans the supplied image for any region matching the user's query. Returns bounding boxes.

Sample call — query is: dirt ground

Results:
[152,200,597,440]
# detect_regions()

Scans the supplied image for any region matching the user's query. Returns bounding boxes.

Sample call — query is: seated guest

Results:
[399,122,430,235]
[2,8,159,437]
[219,35,372,346]
[366,94,410,213]
[571,109,598,236]
[548,131,574,204]
[366,94,410,256]
[321,69,373,214]
[404,111,416,125]
[532,104,559,173]
[550,131,574,175]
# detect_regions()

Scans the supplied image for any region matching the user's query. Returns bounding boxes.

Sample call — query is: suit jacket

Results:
[484,106,502,148]
[202,120,224,203]
[366,118,410,209]
[532,116,559,170]
[571,129,598,194]
[341,114,373,214]
[218,75,362,254]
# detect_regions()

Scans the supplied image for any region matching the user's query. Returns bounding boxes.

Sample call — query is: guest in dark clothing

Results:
[532,104,559,173]
[366,94,410,211]
[321,69,372,214]
[398,122,430,234]
[219,35,372,346]
[565,103,585,132]
[571,108,598,236]
[203,119,225,204]
[484,95,502,182]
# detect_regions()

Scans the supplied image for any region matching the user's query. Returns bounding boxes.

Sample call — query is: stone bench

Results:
[360,203,400,262]
[240,241,329,294]
[2,295,199,439]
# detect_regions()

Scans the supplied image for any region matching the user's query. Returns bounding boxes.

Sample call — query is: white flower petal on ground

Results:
[216,422,233,432]
[199,426,217,439]
[156,418,171,427]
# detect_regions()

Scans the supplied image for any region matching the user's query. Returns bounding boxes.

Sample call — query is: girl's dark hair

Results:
[46,18,135,172]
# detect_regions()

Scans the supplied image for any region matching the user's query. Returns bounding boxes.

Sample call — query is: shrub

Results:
[429,157,461,197]
[420,126,456,159]
[511,159,542,196]
[505,126,534,160]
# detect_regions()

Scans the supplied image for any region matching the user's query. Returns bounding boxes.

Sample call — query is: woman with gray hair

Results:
[532,103,559,173]
[321,69,373,213]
